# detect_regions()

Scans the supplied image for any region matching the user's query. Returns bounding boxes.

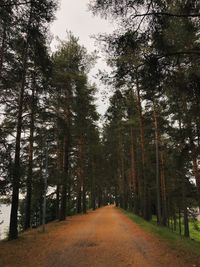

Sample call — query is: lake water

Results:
[0,204,10,240]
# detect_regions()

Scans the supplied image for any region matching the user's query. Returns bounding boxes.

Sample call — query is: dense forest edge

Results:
[0,0,200,252]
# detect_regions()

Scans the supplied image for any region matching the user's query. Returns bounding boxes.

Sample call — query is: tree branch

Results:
[0,1,32,8]
[133,0,153,33]
[133,50,200,71]
[132,11,200,19]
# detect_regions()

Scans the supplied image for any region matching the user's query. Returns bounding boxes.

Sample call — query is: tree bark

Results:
[56,185,60,219]
[76,176,82,213]
[81,136,86,213]
[160,151,168,225]
[178,116,189,238]
[130,125,139,213]
[91,160,96,210]
[9,5,33,240]
[135,71,150,220]
[59,135,69,221]
[76,135,86,213]
[182,176,190,237]
[153,102,162,224]
[0,23,6,78]
[24,77,35,230]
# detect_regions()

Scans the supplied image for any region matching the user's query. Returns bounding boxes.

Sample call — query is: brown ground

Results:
[0,205,199,267]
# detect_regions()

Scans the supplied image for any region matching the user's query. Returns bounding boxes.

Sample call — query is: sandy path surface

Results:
[0,206,198,267]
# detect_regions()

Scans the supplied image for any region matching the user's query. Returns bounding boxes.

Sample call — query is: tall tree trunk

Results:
[178,206,182,236]
[56,185,60,219]
[135,71,150,220]
[153,102,162,224]
[9,6,33,239]
[59,135,69,221]
[117,125,126,209]
[115,185,119,207]
[121,142,126,209]
[160,151,167,226]
[81,136,86,213]
[0,23,6,78]
[178,116,189,238]
[24,77,35,230]
[76,140,82,214]
[130,123,139,214]
[76,175,82,213]
[182,176,190,237]
[76,136,86,213]
[91,160,96,210]
[9,38,27,239]
[98,187,102,208]
[67,168,71,216]
[82,179,86,213]
[56,138,62,219]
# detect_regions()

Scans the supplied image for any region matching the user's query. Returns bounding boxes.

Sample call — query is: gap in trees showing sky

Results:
[50,0,115,116]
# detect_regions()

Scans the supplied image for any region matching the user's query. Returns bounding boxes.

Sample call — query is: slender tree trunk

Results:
[182,176,189,237]
[115,186,119,207]
[82,180,86,213]
[178,206,182,236]
[130,123,139,214]
[56,185,60,219]
[189,119,200,208]
[24,78,35,230]
[9,6,33,239]
[153,102,162,224]
[77,176,82,213]
[117,128,124,209]
[91,160,96,210]
[56,138,62,219]
[0,23,6,78]
[121,143,126,209]
[9,42,27,239]
[76,139,82,213]
[173,212,177,231]
[98,187,102,208]
[76,136,86,213]
[81,136,86,213]
[59,135,69,221]
[160,151,167,225]
[178,117,189,238]
[135,71,150,220]
[39,163,43,226]
[67,168,71,215]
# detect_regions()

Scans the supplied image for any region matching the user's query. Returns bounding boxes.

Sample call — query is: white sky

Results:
[50,0,114,116]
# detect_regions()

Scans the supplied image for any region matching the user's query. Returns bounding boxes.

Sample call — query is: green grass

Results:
[150,215,200,242]
[190,221,200,241]
[122,209,200,257]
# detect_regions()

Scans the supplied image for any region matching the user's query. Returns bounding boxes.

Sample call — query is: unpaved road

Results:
[0,206,199,267]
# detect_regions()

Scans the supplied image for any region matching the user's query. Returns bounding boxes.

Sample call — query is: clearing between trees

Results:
[0,205,199,267]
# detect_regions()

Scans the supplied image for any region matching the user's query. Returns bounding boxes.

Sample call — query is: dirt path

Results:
[0,206,198,267]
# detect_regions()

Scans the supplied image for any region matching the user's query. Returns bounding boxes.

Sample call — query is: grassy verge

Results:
[122,209,200,257]
[150,215,200,242]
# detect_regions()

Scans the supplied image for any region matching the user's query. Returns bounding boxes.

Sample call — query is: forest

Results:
[0,0,200,249]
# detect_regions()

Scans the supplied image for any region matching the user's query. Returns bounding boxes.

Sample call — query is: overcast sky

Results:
[50,0,114,115]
